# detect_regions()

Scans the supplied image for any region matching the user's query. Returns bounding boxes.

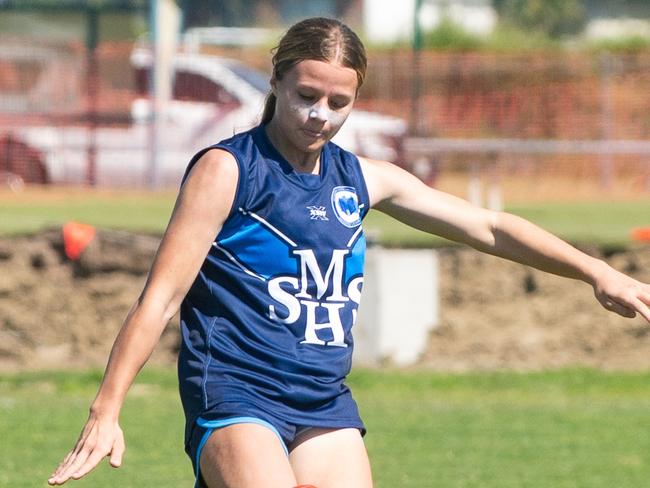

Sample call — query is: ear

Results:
[270,76,278,95]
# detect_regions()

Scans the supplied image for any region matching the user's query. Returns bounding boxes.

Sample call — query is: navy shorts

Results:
[186,401,365,487]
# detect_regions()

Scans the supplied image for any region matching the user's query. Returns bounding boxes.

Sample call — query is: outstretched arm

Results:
[360,157,650,322]
[48,149,239,485]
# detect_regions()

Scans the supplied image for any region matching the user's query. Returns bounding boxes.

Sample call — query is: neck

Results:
[264,120,320,174]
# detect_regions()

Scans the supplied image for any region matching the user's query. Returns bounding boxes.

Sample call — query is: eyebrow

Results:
[295,84,353,101]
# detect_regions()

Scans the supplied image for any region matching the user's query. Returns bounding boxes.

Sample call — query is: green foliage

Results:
[484,22,562,51]
[421,18,483,51]
[588,35,650,53]
[379,22,572,53]
[494,0,587,38]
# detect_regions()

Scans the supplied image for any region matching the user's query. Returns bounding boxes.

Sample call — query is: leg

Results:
[199,423,298,488]
[289,428,373,488]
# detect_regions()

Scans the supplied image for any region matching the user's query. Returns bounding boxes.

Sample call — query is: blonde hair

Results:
[261,17,367,124]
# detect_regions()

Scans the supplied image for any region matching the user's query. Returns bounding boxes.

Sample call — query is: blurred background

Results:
[2,0,650,204]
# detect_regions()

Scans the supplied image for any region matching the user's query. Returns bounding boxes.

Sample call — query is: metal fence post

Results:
[599,52,614,191]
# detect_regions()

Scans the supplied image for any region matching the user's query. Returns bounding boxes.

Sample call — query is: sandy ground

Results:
[1,228,650,372]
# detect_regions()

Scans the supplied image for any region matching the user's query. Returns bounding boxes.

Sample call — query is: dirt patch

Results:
[424,246,650,371]
[0,229,178,371]
[1,229,650,372]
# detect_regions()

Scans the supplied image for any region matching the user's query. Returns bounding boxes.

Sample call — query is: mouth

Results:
[302,128,325,139]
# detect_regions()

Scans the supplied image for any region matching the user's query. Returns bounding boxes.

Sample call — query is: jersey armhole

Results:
[351,154,371,221]
[181,145,248,222]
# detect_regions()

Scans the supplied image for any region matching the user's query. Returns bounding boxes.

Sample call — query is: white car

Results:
[3,46,406,187]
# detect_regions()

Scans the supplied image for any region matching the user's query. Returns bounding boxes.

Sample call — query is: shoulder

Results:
[182,148,239,195]
[357,156,422,207]
[183,127,259,187]
[357,155,398,175]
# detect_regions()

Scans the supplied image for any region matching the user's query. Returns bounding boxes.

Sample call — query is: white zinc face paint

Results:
[294,99,348,131]
[308,105,327,122]
[269,59,358,154]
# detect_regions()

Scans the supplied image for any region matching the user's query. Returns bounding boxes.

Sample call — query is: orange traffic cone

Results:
[62,221,96,260]
[631,227,650,243]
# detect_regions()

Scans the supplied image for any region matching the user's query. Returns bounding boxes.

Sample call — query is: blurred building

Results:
[363,0,497,45]
[179,0,363,29]
[584,0,650,39]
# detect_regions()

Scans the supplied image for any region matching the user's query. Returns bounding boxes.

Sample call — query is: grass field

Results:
[2,187,650,247]
[2,368,650,487]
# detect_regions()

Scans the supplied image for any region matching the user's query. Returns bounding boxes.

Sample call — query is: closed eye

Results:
[330,97,352,110]
[298,93,316,102]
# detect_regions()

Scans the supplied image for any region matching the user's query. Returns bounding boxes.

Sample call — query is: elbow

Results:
[469,209,500,252]
[163,298,182,323]
[134,288,181,328]
[162,287,190,323]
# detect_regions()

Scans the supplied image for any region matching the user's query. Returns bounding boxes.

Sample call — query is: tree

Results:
[493,0,587,38]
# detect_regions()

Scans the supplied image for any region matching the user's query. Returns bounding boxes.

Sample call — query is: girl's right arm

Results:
[48,149,239,485]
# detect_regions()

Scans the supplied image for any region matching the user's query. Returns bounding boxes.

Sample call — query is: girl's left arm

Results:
[359,157,650,322]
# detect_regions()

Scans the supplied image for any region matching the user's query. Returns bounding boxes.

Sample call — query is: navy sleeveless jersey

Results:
[178,125,369,447]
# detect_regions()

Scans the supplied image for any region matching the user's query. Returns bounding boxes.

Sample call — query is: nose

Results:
[308,103,328,122]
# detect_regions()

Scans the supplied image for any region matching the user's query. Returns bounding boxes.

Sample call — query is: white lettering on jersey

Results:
[300,301,346,347]
[267,249,363,347]
[268,277,300,324]
[294,249,349,302]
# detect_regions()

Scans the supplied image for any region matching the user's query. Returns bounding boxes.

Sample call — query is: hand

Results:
[48,412,125,485]
[592,263,650,323]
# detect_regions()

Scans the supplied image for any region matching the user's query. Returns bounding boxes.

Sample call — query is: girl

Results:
[49,17,650,488]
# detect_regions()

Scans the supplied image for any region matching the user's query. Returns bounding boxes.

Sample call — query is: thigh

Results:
[289,428,373,488]
[200,423,298,488]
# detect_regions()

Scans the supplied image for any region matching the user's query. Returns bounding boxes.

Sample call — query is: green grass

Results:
[3,368,650,487]
[507,201,650,249]
[0,191,176,237]
[0,368,188,488]
[2,190,650,247]
[364,200,650,248]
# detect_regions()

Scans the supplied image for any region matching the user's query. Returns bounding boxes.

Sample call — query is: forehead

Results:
[285,59,358,95]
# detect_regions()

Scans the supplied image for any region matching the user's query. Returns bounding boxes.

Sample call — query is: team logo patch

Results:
[331,186,361,228]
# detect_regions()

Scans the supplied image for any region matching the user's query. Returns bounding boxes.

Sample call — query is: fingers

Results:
[109,431,126,468]
[69,442,112,480]
[48,422,124,485]
[48,442,105,485]
[600,289,650,323]
[49,429,94,485]
[48,450,75,485]
[595,274,650,323]
[631,297,650,324]
[48,439,94,485]
[616,283,650,323]
[640,289,650,307]
[601,297,637,318]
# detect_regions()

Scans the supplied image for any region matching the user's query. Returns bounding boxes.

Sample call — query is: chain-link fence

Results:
[357,50,650,201]
[1,35,649,199]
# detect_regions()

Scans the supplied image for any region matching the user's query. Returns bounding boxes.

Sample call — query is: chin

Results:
[294,134,327,153]
[306,139,328,153]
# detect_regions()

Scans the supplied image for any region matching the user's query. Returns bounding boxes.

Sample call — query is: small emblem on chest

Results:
[307,206,329,221]
[331,186,361,228]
